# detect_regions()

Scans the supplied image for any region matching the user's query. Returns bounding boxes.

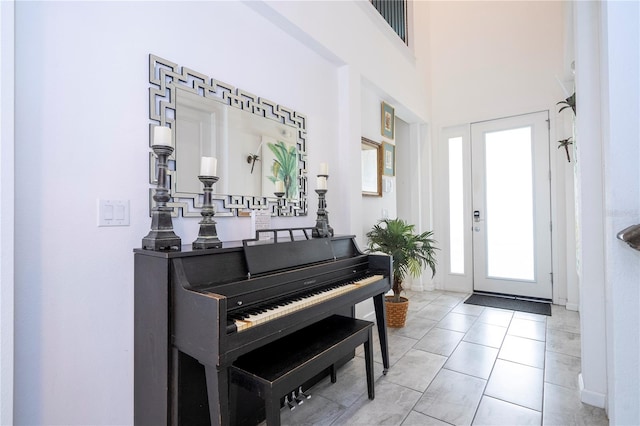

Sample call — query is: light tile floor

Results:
[276,290,609,426]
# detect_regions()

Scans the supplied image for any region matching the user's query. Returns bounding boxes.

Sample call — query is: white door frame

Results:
[471,111,553,300]
[440,112,553,300]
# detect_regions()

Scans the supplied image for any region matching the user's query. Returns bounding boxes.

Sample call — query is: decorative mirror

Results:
[361,137,382,196]
[148,54,308,217]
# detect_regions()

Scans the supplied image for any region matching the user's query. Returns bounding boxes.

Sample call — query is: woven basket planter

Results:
[385,296,409,328]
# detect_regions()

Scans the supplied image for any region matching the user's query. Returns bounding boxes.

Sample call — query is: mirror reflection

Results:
[149,54,308,217]
[361,137,382,196]
[175,89,299,199]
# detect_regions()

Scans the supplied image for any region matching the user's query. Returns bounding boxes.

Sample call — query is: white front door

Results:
[470,112,552,299]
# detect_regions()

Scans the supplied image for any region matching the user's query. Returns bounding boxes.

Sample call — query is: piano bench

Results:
[229,315,375,426]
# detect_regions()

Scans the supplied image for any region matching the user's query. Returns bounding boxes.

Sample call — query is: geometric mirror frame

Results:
[148,54,308,217]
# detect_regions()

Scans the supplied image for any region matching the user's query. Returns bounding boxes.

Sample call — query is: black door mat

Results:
[464,293,551,316]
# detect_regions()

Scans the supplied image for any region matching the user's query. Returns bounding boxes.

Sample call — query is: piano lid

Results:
[242,228,336,277]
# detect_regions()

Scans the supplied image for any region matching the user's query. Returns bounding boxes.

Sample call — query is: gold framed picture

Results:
[361,137,382,196]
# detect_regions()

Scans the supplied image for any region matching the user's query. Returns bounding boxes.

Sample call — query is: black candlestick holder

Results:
[312,179,333,238]
[142,144,182,251]
[274,191,285,216]
[192,176,223,249]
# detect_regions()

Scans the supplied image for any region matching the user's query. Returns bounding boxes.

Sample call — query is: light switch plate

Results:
[98,199,130,227]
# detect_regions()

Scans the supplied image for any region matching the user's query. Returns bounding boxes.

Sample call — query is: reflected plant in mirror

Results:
[148,54,308,217]
[266,141,298,199]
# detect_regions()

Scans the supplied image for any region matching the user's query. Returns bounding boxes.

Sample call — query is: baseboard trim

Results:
[579,373,607,408]
[565,302,579,312]
[359,310,376,323]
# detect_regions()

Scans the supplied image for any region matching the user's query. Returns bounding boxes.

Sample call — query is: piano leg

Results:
[365,326,375,399]
[265,396,281,426]
[204,364,230,426]
[372,293,390,374]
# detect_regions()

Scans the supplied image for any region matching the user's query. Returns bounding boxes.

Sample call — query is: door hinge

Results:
[546,119,551,130]
[550,272,554,284]
[550,221,553,232]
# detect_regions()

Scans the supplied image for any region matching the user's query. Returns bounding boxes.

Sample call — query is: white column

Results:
[574,0,608,408]
[601,1,640,423]
[337,65,362,245]
[0,1,15,424]
[398,119,427,291]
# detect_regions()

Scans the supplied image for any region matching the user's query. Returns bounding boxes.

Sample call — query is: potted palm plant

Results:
[366,218,437,327]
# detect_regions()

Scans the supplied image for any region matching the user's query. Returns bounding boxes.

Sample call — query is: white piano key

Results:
[234,274,384,331]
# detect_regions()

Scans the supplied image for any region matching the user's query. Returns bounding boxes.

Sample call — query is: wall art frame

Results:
[381,101,395,140]
[382,141,396,177]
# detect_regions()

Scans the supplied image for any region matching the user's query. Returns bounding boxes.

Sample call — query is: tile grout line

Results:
[541,315,548,425]
[328,294,545,425]
[469,307,514,425]
[399,295,474,425]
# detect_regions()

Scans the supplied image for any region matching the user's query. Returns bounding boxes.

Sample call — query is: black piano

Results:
[134,231,391,425]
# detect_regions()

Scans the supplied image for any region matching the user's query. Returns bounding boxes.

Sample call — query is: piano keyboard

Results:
[230,274,383,332]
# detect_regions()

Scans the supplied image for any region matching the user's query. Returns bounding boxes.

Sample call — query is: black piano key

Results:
[230,313,249,320]
[226,319,238,333]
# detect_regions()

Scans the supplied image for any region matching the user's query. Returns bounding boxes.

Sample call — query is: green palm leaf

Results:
[366,218,438,302]
[267,141,298,198]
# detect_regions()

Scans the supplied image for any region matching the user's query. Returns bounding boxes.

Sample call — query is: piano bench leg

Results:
[330,364,337,383]
[365,327,374,400]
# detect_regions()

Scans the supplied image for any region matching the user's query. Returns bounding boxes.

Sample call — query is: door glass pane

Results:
[484,127,535,281]
[448,137,464,274]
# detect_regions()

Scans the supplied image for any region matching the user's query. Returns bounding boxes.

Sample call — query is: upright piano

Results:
[134,231,391,425]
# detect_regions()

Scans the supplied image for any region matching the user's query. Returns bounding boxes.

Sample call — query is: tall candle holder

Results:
[312,174,334,238]
[142,144,182,251]
[274,191,285,216]
[192,176,223,249]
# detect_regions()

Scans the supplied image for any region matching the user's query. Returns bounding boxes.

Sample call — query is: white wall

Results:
[250,1,431,251]
[13,2,335,423]
[262,1,430,124]
[360,86,397,241]
[12,1,430,424]
[429,1,567,126]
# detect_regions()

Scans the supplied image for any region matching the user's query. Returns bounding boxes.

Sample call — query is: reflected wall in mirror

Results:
[149,54,308,217]
[361,137,382,197]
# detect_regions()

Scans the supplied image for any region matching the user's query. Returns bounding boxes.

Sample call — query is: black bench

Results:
[229,315,375,426]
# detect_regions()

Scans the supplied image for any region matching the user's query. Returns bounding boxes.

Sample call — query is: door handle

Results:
[473,210,482,232]
[617,224,640,251]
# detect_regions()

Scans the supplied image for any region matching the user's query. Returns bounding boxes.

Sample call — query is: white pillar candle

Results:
[153,126,172,146]
[317,176,327,190]
[200,156,217,176]
[319,162,329,175]
[275,180,285,193]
